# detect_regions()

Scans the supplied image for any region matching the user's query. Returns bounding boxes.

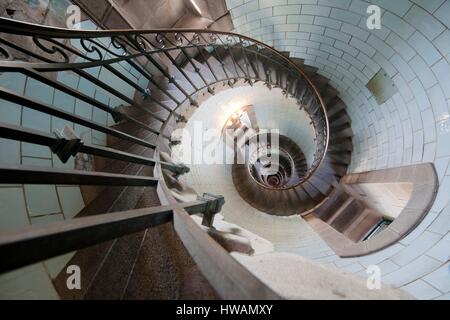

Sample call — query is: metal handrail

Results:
[152,148,282,299]
[0,17,329,186]
[0,17,330,298]
[0,199,223,274]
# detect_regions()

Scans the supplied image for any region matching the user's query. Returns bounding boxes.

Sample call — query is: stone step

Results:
[328,137,353,152]
[331,198,366,233]
[293,185,312,203]
[53,150,154,299]
[314,187,349,221]
[280,51,290,58]
[301,181,324,202]
[206,56,228,79]
[329,112,352,127]
[177,66,209,88]
[328,108,350,123]
[326,98,346,116]
[329,131,353,144]
[320,85,339,105]
[183,58,215,83]
[83,228,147,299]
[313,169,340,188]
[308,174,333,196]
[326,196,355,225]
[290,57,305,67]
[167,66,201,92]
[344,208,382,242]
[169,77,197,94]
[326,152,352,166]
[329,126,353,140]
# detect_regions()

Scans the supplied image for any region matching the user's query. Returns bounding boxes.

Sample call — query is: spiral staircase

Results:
[0,17,410,299]
[230,61,353,216]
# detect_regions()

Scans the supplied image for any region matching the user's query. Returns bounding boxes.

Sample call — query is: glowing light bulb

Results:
[189,0,202,15]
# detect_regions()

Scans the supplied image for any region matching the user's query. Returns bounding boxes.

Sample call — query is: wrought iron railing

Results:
[0,17,329,298]
[0,18,329,180]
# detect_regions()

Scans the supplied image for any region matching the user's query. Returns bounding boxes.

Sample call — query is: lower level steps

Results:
[53,41,357,298]
[312,186,383,243]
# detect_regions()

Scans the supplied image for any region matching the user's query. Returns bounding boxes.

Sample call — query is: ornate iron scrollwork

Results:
[0,17,329,189]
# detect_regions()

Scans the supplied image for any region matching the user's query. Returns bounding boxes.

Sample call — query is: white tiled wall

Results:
[0,16,149,299]
[225,0,450,299]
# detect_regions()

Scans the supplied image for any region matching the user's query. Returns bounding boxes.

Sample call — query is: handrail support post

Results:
[51,126,83,163]
[198,193,225,228]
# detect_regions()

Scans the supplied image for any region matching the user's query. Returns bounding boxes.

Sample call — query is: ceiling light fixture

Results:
[189,0,202,15]
[225,110,244,128]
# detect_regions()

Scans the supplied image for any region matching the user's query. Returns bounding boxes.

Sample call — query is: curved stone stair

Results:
[167,43,358,227]
[197,46,355,216]
[52,80,216,299]
[52,40,358,298]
